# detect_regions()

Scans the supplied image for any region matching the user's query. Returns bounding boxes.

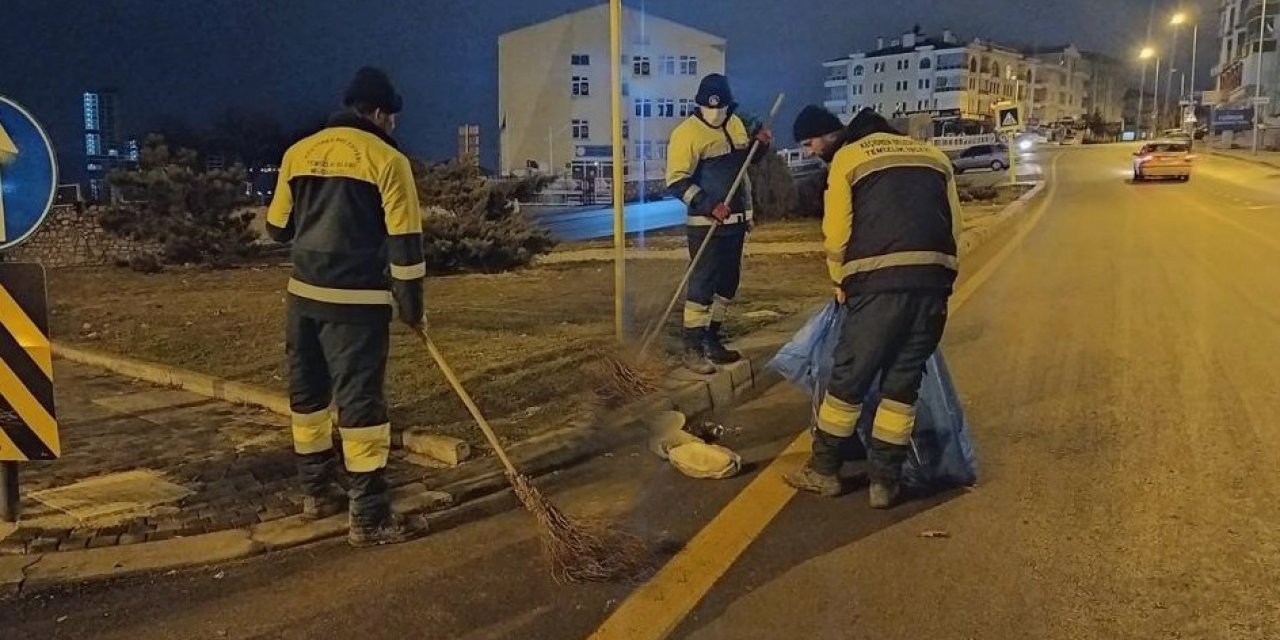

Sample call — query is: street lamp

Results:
[1138,47,1156,137]
[1169,11,1199,133]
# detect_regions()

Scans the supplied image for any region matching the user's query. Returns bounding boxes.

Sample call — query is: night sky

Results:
[1,0,1213,180]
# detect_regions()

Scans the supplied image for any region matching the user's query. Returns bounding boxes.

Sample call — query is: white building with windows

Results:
[498,4,725,185]
[1212,0,1279,119]
[822,29,1120,132]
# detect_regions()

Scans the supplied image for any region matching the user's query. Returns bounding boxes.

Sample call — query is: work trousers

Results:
[286,306,392,527]
[811,291,949,483]
[683,223,747,347]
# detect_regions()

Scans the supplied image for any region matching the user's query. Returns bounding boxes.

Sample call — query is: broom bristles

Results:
[510,472,650,584]
[592,350,664,405]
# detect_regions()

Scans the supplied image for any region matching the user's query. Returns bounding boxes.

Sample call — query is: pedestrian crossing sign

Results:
[996,104,1023,132]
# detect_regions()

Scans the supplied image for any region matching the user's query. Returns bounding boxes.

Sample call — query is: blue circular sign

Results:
[0,96,59,253]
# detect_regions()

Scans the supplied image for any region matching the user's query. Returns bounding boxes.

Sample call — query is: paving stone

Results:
[59,536,91,551]
[258,508,286,523]
[88,534,121,549]
[117,533,146,546]
[29,537,62,553]
[146,531,176,543]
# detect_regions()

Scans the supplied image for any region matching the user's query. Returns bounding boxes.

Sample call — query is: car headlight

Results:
[1018,139,1034,151]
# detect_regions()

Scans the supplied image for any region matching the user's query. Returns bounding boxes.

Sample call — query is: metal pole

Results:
[1154,56,1162,133]
[1167,28,1180,130]
[1138,61,1148,137]
[1190,24,1199,103]
[609,0,626,342]
[1256,0,1268,154]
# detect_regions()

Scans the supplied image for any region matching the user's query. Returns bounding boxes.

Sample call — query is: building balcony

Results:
[824,99,849,111]
[825,77,849,87]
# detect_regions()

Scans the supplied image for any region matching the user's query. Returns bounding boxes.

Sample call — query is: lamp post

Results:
[1255,0,1269,155]
[1138,47,1155,137]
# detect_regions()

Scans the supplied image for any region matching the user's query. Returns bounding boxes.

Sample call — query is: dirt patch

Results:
[48,255,826,448]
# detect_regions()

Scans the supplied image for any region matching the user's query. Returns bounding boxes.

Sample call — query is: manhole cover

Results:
[29,470,192,525]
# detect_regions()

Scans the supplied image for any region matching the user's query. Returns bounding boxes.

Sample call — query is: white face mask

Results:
[699,106,728,126]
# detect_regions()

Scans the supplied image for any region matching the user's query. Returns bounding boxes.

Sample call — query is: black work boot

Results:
[301,489,346,521]
[704,322,742,365]
[784,429,844,496]
[682,327,717,375]
[348,512,428,548]
[868,438,909,509]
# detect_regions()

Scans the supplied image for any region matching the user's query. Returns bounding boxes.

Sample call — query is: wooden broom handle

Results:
[412,326,518,476]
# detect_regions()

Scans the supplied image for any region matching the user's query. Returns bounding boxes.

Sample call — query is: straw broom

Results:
[600,93,786,403]
[412,326,649,583]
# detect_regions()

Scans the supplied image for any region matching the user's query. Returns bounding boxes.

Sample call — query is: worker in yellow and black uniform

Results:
[784,105,962,509]
[666,73,772,374]
[266,67,426,547]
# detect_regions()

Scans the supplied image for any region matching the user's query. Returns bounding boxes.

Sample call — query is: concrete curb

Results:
[53,344,292,416]
[1207,150,1280,170]
[8,180,1050,595]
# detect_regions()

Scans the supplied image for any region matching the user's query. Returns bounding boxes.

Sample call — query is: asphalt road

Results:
[4,145,1279,639]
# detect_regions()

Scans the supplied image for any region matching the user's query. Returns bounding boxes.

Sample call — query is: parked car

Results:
[952,144,1010,174]
[1132,140,1195,182]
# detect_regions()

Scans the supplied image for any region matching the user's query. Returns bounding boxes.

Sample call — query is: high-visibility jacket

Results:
[266,112,424,323]
[824,126,962,294]
[665,112,763,227]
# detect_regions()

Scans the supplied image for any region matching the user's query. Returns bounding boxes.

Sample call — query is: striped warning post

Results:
[0,262,58,461]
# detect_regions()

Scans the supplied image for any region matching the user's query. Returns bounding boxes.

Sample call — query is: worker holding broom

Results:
[266,67,427,546]
[784,105,961,509]
[666,73,772,375]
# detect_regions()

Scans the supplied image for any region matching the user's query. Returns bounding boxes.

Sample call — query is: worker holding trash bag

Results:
[666,73,772,375]
[783,105,962,509]
[266,66,427,546]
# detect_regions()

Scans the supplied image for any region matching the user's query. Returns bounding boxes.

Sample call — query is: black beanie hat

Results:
[343,66,403,114]
[695,73,735,108]
[792,105,844,142]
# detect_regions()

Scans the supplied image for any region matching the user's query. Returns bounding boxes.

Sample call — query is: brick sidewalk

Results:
[0,361,421,554]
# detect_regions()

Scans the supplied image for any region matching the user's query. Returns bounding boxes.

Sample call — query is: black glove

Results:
[392,280,424,328]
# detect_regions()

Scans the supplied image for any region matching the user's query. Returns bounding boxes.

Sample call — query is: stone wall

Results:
[5,205,161,267]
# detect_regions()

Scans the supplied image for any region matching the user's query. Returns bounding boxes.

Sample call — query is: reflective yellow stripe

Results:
[817,393,861,437]
[683,301,712,328]
[287,278,392,306]
[340,423,391,473]
[711,295,732,325]
[840,251,957,279]
[681,184,703,205]
[0,356,59,457]
[390,262,427,280]
[872,400,916,445]
[0,284,52,377]
[291,409,335,455]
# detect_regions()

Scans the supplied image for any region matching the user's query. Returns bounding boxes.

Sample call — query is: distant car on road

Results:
[951,144,1010,174]
[1132,140,1195,182]
[1161,129,1194,145]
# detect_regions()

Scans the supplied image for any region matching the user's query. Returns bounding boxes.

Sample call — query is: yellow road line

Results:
[590,155,1063,640]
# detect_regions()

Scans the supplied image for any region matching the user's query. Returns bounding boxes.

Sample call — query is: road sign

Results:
[0,96,58,253]
[0,262,58,462]
[995,104,1023,132]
